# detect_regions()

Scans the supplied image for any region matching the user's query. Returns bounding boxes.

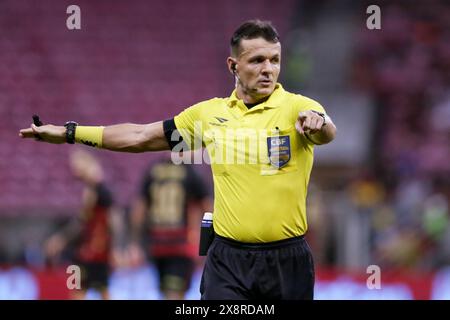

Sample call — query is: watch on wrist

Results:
[64,121,78,144]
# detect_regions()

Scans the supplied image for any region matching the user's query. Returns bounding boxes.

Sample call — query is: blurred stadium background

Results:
[1,0,449,299]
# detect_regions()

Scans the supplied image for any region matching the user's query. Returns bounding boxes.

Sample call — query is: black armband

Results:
[163,118,182,150]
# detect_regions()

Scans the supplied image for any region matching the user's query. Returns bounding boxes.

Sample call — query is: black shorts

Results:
[153,256,195,293]
[200,235,315,300]
[77,262,109,291]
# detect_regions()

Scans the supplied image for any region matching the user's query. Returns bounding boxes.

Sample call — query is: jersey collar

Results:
[227,83,285,110]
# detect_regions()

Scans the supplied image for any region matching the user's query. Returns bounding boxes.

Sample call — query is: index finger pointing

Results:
[19,127,35,138]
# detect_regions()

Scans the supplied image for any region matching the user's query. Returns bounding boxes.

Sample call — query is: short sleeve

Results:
[173,101,207,150]
[294,94,326,115]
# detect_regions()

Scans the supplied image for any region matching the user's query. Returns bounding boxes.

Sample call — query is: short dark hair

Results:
[230,20,280,56]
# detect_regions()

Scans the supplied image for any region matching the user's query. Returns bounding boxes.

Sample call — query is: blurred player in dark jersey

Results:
[45,149,120,299]
[129,154,211,300]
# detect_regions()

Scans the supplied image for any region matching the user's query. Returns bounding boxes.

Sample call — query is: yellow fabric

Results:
[174,84,326,242]
[75,126,104,148]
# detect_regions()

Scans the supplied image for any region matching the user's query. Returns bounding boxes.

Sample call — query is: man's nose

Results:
[261,60,274,74]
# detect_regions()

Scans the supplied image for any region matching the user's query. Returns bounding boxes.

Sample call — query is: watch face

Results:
[65,121,78,127]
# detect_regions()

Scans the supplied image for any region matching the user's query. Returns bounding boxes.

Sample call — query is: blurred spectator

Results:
[307,182,335,267]
[354,1,450,182]
[348,0,450,271]
[129,154,212,300]
[44,148,123,299]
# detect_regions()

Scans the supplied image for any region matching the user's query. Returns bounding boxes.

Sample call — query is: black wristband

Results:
[64,121,78,144]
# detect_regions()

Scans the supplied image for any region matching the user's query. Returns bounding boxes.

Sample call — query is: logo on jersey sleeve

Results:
[214,117,228,123]
[267,135,291,168]
[209,117,229,127]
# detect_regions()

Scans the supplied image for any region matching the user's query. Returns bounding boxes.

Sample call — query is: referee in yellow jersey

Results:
[20,20,336,300]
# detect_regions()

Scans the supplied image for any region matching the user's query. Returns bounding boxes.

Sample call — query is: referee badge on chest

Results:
[267,135,291,168]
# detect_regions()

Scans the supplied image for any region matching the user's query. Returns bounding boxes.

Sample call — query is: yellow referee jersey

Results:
[174,84,326,243]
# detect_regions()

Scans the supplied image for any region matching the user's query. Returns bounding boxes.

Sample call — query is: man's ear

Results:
[227,57,237,75]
